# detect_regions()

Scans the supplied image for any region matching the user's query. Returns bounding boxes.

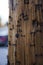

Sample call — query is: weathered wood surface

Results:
[8,0,43,65]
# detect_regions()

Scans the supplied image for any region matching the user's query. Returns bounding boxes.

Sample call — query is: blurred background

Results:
[0,0,9,46]
[0,0,9,65]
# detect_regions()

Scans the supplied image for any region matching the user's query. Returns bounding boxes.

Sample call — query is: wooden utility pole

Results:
[8,0,43,65]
